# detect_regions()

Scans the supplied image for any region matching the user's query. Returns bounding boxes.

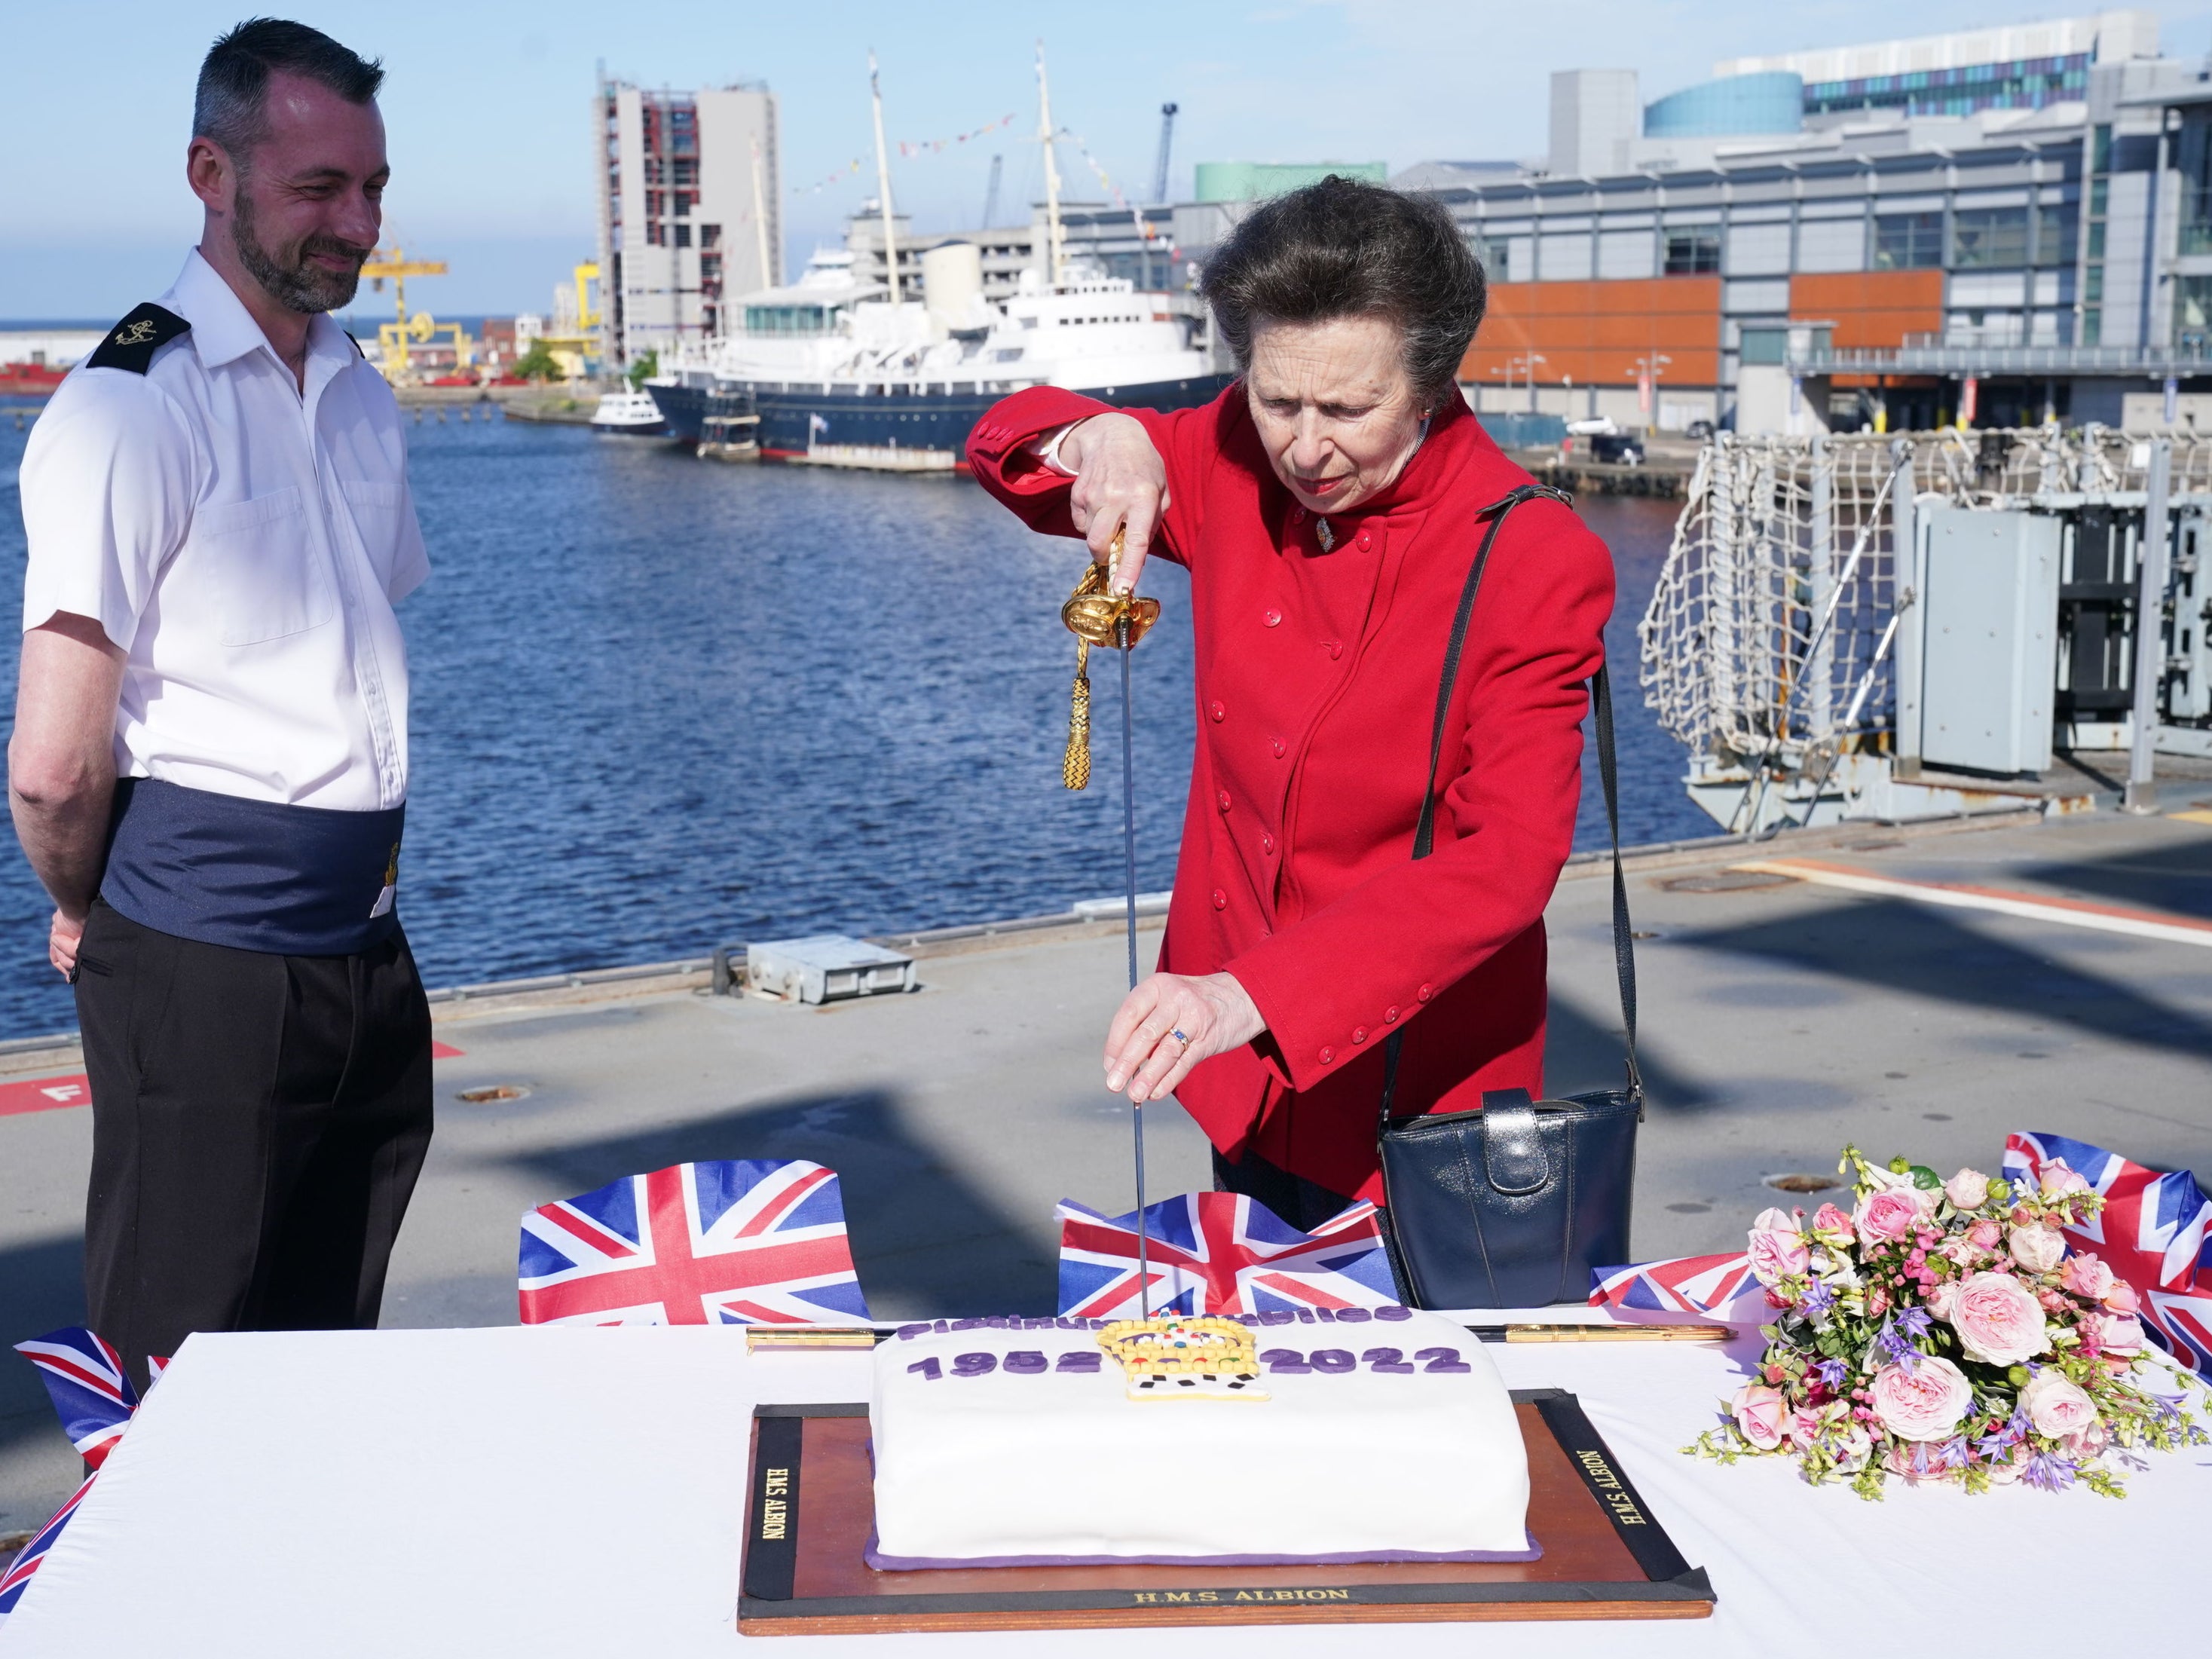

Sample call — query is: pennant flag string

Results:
[794,113,1018,195]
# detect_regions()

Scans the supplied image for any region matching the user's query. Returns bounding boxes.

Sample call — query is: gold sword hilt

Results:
[1060,531,1160,790]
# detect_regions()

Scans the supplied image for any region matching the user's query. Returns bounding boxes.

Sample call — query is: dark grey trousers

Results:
[74,898,434,1391]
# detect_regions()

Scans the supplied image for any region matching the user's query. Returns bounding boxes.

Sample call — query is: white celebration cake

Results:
[867,1305,1533,1568]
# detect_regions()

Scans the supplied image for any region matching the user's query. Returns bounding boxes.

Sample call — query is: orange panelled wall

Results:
[1789,271,1944,350]
[1461,277,1721,387]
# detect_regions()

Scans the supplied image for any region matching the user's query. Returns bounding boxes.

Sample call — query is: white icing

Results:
[869,1309,1530,1563]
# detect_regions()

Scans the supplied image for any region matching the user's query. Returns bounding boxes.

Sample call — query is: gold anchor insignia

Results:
[112,320,158,347]
[1058,531,1160,791]
[382,844,399,886]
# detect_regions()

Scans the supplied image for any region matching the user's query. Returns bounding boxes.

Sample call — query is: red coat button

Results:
[1353,1027,1369,1044]
[1211,887,1228,909]
[1417,984,1433,1002]
[1384,1006,1400,1022]
[1271,737,1287,758]
[1210,700,1225,722]
[1291,507,1306,523]
[1323,641,1343,660]
[1357,530,1372,550]
[1216,789,1231,812]
[1260,833,1275,856]
[1263,608,1283,627]
[1319,1046,1335,1064]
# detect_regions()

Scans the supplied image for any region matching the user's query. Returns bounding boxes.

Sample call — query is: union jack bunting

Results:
[1056,1191,1399,1319]
[518,1158,872,1326]
[13,1327,138,1471]
[0,1474,95,1624]
[1589,1251,1758,1315]
[2003,1131,2212,1373]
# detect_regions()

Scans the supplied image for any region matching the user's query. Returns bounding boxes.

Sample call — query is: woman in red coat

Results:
[968,177,1613,1224]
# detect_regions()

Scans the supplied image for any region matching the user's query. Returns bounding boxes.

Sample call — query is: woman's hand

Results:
[1057,413,1170,594]
[1104,972,1265,1107]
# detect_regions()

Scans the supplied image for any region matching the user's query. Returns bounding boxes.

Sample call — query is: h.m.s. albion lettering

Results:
[1574,1447,1648,1526]
[758,1466,792,1540]
[1130,1589,1353,1604]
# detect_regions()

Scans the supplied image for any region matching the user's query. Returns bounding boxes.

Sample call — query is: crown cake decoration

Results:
[1096,1315,1270,1403]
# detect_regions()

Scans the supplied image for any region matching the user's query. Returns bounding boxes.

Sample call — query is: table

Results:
[4,1318,2201,1654]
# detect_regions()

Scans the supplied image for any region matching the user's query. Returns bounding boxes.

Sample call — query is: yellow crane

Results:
[526,261,603,379]
[362,247,473,383]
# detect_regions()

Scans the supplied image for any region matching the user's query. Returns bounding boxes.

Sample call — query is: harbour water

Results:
[0,411,1704,1041]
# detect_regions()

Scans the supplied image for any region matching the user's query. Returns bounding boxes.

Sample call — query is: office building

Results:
[595,75,781,366]
[1406,10,2212,433]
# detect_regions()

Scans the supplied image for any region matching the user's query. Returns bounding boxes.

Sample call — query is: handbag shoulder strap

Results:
[1379,484,1641,1132]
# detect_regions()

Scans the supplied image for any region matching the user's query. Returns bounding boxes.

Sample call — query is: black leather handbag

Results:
[1375,485,1644,1310]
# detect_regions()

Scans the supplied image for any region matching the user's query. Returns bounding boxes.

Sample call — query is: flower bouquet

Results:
[1687,1146,2207,1497]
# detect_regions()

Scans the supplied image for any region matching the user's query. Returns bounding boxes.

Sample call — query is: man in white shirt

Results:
[9,20,433,1388]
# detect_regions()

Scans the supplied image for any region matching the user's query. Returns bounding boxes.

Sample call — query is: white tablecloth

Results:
[4,1319,2203,1654]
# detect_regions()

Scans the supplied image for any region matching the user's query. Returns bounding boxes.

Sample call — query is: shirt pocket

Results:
[189,487,336,647]
[338,478,405,592]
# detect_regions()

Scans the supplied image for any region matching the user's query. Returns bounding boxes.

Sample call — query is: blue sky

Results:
[10,2,2212,319]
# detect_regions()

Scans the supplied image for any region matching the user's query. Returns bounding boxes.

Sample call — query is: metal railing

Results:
[1789,341,2212,377]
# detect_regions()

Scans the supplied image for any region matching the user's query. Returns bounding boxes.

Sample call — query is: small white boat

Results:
[589,388,669,436]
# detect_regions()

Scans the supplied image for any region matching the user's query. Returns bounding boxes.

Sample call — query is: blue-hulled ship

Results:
[645,246,1229,470]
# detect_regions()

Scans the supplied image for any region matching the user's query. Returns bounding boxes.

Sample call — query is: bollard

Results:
[711,946,733,996]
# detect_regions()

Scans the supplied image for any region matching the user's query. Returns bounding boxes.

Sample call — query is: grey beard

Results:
[231,189,366,315]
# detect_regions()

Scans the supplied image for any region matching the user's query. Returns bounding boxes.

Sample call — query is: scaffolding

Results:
[1638,427,2212,831]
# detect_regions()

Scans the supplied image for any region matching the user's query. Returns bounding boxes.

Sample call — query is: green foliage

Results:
[512,339,561,382]
[626,350,660,390]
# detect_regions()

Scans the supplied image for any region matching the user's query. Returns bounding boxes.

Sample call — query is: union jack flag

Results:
[0,1474,95,1623]
[1589,1252,1758,1315]
[517,1158,872,1326]
[2,1327,151,1628]
[1056,1191,1399,1318]
[14,1328,138,1470]
[2003,1131,2212,1373]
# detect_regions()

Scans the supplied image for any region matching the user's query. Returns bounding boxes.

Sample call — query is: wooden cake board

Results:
[738,1388,1715,1634]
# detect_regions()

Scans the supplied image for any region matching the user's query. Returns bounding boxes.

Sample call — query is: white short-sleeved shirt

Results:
[19,248,430,812]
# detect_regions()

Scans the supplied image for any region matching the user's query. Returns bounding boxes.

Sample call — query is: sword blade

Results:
[1118,616,1149,1318]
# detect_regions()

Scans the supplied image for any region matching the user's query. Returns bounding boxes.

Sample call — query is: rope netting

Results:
[1638,427,2212,771]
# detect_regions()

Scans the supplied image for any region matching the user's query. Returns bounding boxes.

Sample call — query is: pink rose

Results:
[2039,1161,2092,1200]
[2008,1224,2066,1274]
[1947,1271,2051,1367]
[1855,1189,1927,1249]
[1967,1219,2002,1250]
[2060,1420,2108,1459]
[2018,1370,2098,1440]
[1927,1280,1961,1321]
[2092,1312,2146,1356]
[1784,1409,1823,1446]
[1747,1208,1811,1287]
[2061,1253,2114,1300]
[1731,1382,1788,1449]
[1870,1355,1973,1442]
[1944,1168,1991,1210]
[1811,1203,1854,1246]
[2103,1281,2140,1315]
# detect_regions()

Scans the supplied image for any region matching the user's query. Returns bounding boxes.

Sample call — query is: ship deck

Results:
[2,799,2209,1535]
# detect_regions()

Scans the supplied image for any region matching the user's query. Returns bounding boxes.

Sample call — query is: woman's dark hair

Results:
[1198,176,1485,407]
[194,17,384,164]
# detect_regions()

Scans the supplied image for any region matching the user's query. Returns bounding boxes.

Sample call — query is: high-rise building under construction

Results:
[595,75,782,367]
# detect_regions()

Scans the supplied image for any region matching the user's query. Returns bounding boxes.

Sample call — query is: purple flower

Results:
[2021,1451,2079,1492]
[1935,1435,1971,1470]
[1814,1358,1850,1391]
[1875,1317,1923,1373]
[1892,1307,1932,1340]
[1801,1278,1836,1315]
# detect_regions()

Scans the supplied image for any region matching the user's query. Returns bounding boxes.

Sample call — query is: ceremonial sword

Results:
[1059,534,1161,1321]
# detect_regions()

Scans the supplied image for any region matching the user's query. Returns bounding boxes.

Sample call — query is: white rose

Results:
[2007,1225,2066,1274]
[1944,1168,1990,1210]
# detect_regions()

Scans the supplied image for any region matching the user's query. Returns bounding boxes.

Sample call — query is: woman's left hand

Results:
[1104,972,1266,1106]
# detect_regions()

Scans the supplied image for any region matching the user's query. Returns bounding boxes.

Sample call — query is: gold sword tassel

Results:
[1059,534,1160,791]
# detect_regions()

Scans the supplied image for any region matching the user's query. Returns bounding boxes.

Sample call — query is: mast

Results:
[868,51,901,303]
[1035,40,1065,287]
[750,133,776,299]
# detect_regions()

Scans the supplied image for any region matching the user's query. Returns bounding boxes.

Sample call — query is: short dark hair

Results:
[193,18,384,162]
[1198,176,1486,406]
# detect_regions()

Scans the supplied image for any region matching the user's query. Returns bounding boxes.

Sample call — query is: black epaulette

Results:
[344,329,364,357]
[86,303,191,374]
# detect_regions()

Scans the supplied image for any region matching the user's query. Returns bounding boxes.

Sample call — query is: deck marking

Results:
[2171,810,2212,827]
[0,1074,91,1118]
[1733,858,2212,950]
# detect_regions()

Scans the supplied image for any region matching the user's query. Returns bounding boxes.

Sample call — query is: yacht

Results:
[589,387,670,437]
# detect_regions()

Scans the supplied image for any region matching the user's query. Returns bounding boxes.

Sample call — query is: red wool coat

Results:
[968,386,1614,1201]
